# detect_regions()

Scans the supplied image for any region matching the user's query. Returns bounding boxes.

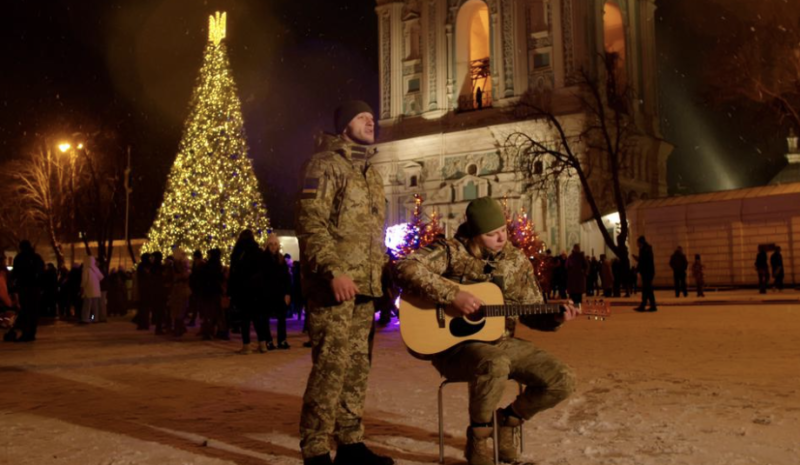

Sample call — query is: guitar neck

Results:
[482,303,562,317]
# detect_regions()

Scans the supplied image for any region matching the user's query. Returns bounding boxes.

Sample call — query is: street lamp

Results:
[57,141,84,264]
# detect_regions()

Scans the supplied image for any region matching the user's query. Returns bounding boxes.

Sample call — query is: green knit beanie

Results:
[466,197,506,236]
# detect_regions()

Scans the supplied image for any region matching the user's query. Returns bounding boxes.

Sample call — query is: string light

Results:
[385,194,444,260]
[142,12,270,262]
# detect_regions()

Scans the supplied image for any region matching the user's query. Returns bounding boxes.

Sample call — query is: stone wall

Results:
[627,185,800,287]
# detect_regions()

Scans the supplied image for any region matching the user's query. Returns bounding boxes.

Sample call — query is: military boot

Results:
[333,442,394,465]
[303,453,333,465]
[497,409,522,463]
[464,426,494,465]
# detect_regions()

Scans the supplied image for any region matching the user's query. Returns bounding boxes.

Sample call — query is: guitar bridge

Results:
[436,305,446,328]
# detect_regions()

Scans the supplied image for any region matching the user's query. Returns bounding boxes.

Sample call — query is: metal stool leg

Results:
[492,409,499,465]
[517,381,524,454]
[438,381,446,464]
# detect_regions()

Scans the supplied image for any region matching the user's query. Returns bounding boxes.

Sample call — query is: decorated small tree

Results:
[385,194,444,260]
[143,12,270,261]
[502,197,548,283]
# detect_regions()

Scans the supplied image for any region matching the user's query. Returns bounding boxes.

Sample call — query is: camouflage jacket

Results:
[395,235,561,335]
[296,133,387,305]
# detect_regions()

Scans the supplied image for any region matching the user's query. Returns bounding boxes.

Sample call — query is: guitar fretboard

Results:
[482,304,562,317]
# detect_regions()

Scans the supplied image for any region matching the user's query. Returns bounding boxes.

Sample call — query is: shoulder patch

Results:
[301,177,321,199]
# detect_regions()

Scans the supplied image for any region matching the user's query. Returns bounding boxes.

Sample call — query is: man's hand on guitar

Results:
[331,275,359,303]
[453,290,483,316]
[557,301,581,323]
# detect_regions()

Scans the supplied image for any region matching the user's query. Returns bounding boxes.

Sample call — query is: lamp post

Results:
[58,141,83,265]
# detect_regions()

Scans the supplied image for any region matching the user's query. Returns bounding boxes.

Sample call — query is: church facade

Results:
[371,0,671,256]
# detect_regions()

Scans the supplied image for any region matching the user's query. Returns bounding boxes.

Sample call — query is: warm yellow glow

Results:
[143,13,270,263]
[58,143,71,153]
[603,2,627,89]
[469,7,489,62]
[209,11,227,46]
[77,143,84,150]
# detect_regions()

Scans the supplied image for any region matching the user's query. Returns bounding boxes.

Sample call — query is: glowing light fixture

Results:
[58,143,71,153]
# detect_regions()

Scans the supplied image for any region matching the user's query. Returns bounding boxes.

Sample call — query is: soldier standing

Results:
[297,101,393,465]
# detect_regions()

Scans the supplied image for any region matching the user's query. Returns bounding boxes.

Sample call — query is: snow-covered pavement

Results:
[1,300,799,465]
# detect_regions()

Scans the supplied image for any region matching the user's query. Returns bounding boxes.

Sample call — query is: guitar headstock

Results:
[579,298,611,321]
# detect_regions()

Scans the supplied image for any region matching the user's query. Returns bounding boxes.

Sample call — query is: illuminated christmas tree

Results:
[143,12,270,260]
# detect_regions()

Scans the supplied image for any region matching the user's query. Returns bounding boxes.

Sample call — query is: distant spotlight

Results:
[77,143,84,150]
[58,143,71,153]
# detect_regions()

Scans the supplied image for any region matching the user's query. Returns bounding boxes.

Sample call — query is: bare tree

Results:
[3,143,75,266]
[0,178,41,252]
[704,1,800,132]
[74,145,126,275]
[505,55,643,263]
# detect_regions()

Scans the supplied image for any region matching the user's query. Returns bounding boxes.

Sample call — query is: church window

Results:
[456,1,492,111]
[410,175,418,187]
[533,52,551,69]
[463,181,478,200]
[534,160,544,175]
[408,78,420,93]
[603,2,627,98]
[467,164,478,176]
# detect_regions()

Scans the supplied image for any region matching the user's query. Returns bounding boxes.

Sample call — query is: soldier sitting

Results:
[395,197,579,465]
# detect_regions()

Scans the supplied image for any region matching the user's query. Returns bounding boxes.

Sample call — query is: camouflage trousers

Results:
[299,296,375,458]
[432,337,576,424]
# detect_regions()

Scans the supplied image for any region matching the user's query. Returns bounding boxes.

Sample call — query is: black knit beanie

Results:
[334,100,374,135]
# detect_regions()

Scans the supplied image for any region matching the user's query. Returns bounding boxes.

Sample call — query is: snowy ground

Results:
[1,291,799,465]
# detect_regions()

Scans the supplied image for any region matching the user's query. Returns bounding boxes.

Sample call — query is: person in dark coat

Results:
[587,256,599,296]
[41,263,59,317]
[150,252,168,334]
[600,254,614,297]
[553,252,568,299]
[755,246,769,295]
[197,248,226,340]
[669,246,689,298]
[633,236,657,312]
[7,240,44,342]
[770,246,784,292]
[229,229,269,354]
[66,263,83,320]
[135,253,152,329]
[692,254,706,297]
[566,244,588,305]
[263,234,292,349]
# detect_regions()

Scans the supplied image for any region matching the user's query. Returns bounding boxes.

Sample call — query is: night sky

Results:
[0,0,788,236]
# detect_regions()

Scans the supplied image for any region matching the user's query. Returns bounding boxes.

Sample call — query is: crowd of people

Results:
[1,233,304,349]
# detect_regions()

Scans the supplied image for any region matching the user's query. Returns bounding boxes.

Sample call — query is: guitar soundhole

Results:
[466,310,485,322]
[449,317,486,338]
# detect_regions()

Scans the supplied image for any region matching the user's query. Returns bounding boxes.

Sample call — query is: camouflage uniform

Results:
[297,133,387,459]
[395,236,576,424]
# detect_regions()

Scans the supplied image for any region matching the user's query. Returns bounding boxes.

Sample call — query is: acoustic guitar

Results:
[399,282,610,356]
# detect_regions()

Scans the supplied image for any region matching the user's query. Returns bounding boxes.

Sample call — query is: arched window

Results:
[603,3,627,97]
[456,1,491,111]
[467,164,478,176]
[409,175,418,187]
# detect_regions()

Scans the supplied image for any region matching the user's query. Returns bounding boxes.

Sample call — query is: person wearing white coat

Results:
[81,256,104,323]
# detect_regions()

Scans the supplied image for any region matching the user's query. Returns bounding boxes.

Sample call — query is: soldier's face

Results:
[479,226,507,253]
[344,112,375,144]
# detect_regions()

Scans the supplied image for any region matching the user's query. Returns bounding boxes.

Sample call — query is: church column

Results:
[489,0,502,101]
[377,1,405,121]
[639,0,660,135]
